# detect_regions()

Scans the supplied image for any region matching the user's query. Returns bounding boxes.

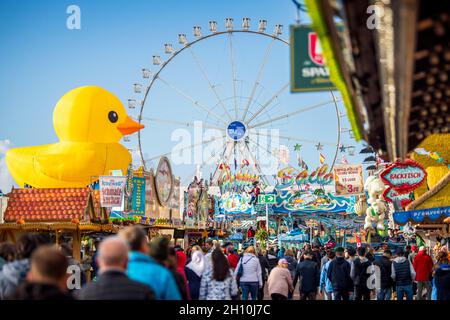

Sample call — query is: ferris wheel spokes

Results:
[187,46,234,121]
[140,116,224,131]
[249,99,340,129]
[249,130,337,147]
[211,140,235,182]
[242,141,270,185]
[156,75,228,125]
[228,33,239,119]
[143,134,226,163]
[241,38,276,122]
[182,140,228,185]
[246,82,290,124]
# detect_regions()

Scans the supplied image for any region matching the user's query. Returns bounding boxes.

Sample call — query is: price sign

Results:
[333,164,364,196]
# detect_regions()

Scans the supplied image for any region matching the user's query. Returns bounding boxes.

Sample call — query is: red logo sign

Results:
[308,32,324,66]
[380,159,427,194]
[382,186,413,208]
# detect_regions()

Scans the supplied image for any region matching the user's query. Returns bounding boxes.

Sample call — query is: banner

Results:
[393,206,450,225]
[290,25,340,92]
[333,164,364,196]
[131,176,146,216]
[99,176,127,208]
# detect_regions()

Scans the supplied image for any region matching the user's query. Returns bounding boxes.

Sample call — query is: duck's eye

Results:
[108,111,118,123]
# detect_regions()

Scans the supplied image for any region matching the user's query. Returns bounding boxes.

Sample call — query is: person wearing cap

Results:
[267,258,294,300]
[413,246,434,300]
[409,245,419,264]
[391,248,416,300]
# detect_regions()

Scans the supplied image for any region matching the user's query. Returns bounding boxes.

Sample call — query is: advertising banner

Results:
[393,206,450,225]
[333,164,364,196]
[99,176,127,208]
[131,176,146,216]
[380,159,427,194]
[290,25,340,92]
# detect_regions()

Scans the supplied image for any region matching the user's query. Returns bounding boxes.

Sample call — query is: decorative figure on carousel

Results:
[247,226,256,239]
[248,180,261,205]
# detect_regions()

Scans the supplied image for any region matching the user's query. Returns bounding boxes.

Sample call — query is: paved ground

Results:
[261,282,324,300]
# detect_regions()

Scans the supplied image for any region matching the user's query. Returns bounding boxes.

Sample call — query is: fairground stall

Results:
[0,187,118,262]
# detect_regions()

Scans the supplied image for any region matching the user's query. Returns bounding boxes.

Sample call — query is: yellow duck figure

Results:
[6,86,144,188]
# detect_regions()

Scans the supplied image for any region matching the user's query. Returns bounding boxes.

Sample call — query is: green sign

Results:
[290,25,337,92]
[258,194,276,204]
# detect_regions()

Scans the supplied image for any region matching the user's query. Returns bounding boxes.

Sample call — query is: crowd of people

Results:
[0,229,449,300]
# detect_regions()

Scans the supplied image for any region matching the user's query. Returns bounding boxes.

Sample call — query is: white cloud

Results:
[0,139,14,194]
[0,139,11,154]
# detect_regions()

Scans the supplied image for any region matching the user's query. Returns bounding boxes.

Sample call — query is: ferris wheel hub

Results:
[227,120,247,141]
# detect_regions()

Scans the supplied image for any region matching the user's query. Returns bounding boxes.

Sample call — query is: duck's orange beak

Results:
[117,116,145,135]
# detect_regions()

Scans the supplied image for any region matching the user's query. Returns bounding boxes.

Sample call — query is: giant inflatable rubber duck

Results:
[6,86,144,188]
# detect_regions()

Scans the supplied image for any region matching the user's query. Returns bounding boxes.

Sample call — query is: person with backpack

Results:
[234,246,262,300]
[373,249,393,300]
[327,247,353,300]
[351,247,372,300]
[391,248,416,300]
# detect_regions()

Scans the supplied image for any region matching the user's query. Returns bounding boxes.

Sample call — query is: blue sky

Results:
[0,0,368,189]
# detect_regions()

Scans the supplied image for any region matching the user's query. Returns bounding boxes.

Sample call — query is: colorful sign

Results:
[333,164,364,196]
[380,159,427,194]
[277,164,334,188]
[218,192,252,215]
[274,188,356,214]
[131,177,146,216]
[290,25,339,92]
[393,206,450,225]
[99,176,127,207]
[382,186,413,208]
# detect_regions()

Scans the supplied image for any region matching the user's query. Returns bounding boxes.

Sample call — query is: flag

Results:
[241,159,249,167]
[319,153,325,165]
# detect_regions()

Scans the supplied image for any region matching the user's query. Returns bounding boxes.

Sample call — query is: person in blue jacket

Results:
[320,250,335,300]
[119,226,181,300]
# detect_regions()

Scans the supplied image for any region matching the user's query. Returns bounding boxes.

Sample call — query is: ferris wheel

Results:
[126,18,352,185]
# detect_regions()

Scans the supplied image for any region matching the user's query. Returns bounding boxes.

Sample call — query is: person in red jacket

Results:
[227,246,240,271]
[413,246,434,300]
